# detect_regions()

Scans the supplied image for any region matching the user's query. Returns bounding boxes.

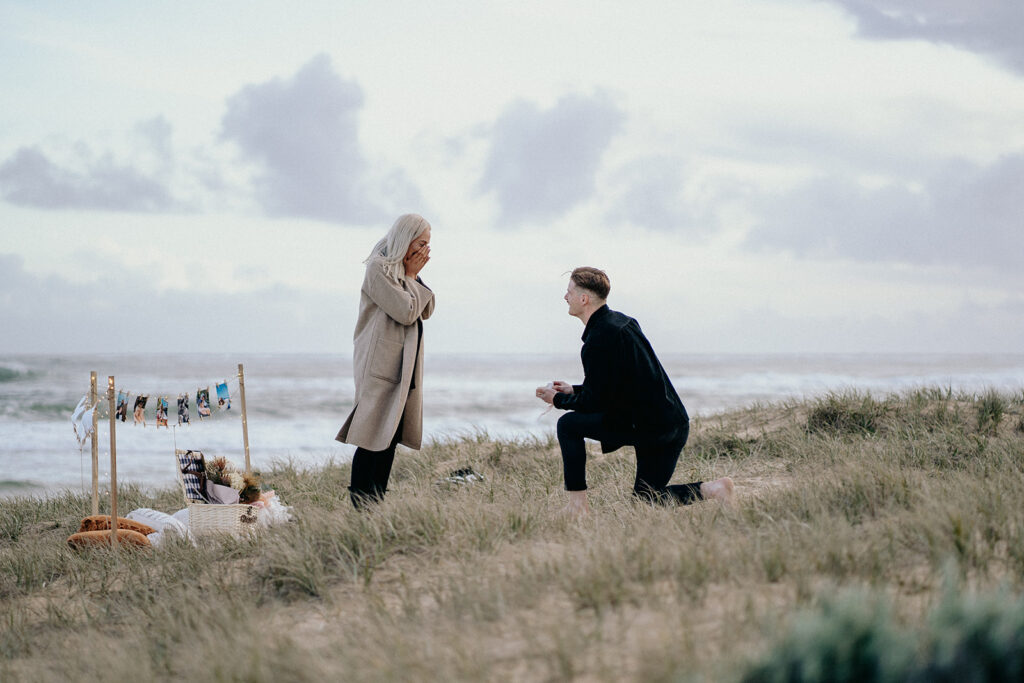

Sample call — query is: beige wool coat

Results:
[336,258,435,451]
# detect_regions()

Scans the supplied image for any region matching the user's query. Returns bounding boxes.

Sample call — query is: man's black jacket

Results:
[553,304,688,451]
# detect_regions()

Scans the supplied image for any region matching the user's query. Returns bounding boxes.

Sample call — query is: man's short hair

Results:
[570,267,610,300]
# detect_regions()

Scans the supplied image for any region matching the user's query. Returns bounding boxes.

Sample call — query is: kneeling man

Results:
[536,267,733,515]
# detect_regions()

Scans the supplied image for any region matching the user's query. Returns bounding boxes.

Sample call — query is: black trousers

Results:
[556,412,703,504]
[349,416,403,510]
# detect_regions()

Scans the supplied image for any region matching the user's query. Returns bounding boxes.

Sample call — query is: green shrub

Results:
[807,393,887,436]
[740,592,912,683]
[976,390,1006,434]
[689,430,758,460]
[742,587,1024,683]
[912,589,1024,682]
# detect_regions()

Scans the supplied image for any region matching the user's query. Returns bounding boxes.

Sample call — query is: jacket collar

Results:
[582,304,610,341]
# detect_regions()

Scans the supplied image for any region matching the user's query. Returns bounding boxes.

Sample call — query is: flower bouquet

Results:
[205,456,262,504]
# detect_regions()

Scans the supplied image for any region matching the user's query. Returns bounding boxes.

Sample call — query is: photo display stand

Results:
[87,364,253,546]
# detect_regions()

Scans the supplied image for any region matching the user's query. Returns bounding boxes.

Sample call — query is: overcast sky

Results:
[2,0,1022,355]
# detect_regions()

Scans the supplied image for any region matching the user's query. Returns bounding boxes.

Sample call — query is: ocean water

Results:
[1,352,1022,499]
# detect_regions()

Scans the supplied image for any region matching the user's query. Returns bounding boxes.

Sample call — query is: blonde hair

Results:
[365,214,431,280]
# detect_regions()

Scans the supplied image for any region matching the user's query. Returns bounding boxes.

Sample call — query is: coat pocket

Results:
[368,338,404,384]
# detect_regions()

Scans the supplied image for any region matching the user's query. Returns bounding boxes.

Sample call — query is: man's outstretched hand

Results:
[552,381,573,394]
[536,381,573,405]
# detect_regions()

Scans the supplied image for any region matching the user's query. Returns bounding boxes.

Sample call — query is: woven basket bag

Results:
[174,449,259,536]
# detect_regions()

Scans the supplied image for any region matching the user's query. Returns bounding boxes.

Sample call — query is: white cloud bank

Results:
[0,253,350,353]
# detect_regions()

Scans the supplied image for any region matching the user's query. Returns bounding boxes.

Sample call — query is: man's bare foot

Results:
[559,503,590,519]
[560,490,591,518]
[700,477,734,504]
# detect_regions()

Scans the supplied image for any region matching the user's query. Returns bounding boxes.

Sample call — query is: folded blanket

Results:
[176,449,208,503]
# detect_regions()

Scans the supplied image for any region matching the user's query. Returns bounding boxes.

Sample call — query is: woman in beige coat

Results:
[336,214,435,508]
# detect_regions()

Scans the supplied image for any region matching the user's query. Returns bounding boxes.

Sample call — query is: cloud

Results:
[0,253,348,353]
[605,156,693,231]
[0,143,180,212]
[478,93,625,225]
[132,116,174,170]
[220,54,420,225]
[745,153,1024,272]
[604,156,728,236]
[827,0,1024,74]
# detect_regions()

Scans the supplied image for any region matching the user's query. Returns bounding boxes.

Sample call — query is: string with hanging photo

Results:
[82,373,242,427]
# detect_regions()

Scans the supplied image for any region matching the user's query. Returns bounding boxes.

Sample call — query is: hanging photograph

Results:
[216,381,231,410]
[116,390,129,422]
[156,397,169,428]
[197,387,212,419]
[177,394,190,425]
[133,395,148,426]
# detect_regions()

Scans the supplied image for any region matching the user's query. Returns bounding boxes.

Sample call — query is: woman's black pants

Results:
[349,416,403,510]
[556,411,703,504]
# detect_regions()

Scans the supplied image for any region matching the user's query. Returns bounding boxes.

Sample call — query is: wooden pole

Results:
[107,376,118,547]
[238,363,251,473]
[90,372,99,516]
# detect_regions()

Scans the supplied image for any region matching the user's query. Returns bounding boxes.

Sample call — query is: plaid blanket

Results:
[177,450,208,503]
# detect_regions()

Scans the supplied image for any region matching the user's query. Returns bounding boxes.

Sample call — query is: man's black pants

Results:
[556,412,703,504]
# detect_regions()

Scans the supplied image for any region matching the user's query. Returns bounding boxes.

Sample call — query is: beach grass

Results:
[2,388,1023,682]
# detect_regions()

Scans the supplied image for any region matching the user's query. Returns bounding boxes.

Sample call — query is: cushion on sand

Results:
[126,508,188,537]
[67,529,151,548]
[77,515,156,535]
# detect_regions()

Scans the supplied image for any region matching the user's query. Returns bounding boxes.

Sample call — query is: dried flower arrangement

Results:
[205,456,262,504]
